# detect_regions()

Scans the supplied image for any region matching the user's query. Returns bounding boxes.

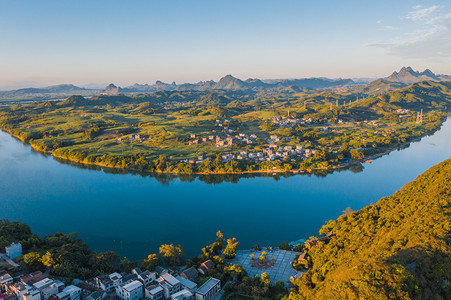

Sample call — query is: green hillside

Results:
[288,158,451,299]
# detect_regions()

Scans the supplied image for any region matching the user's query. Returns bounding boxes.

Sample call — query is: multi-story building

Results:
[116,280,143,300]
[194,278,220,300]
[23,289,41,300]
[33,278,58,300]
[61,286,81,300]
[171,289,193,300]
[159,274,181,299]
[10,282,31,300]
[145,286,163,300]
[94,276,114,292]
[5,243,22,259]
[0,273,13,291]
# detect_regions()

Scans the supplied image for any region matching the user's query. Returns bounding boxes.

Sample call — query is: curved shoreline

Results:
[0,129,435,177]
[1,114,447,178]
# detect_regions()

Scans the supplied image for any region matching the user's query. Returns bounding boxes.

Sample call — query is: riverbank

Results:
[0,125,441,178]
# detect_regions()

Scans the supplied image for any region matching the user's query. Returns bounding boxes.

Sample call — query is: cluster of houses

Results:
[0,242,221,300]
[188,133,257,148]
[271,116,314,128]
[0,271,82,300]
[181,144,318,165]
[117,135,144,144]
[1,243,82,300]
[91,259,220,300]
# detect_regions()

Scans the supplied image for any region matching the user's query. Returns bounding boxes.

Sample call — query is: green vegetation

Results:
[0,220,119,279]
[223,237,240,259]
[0,81,449,177]
[288,158,451,299]
[2,157,450,298]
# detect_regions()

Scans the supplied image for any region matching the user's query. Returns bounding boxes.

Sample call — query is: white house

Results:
[194,278,220,300]
[171,289,193,300]
[5,243,22,259]
[62,286,82,300]
[94,276,114,292]
[33,278,58,300]
[0,273,13,290]
[159,274,181,299]
[145,286,163,300]
[116,280,143,300]
[23,289,41,300]
[109,273,123,287]
[175,276,197,293]
[135,271,155,287]
[10,282,32,300]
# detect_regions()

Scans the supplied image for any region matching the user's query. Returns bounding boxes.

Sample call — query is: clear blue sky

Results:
[1,0,450,87]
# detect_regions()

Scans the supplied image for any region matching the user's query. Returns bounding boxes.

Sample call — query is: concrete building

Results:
[23,289,41,300]
[159,274,181,299]
[116,280,143,300]
[171,289,193,300]
[61,286,81,300]
[10,282,31,300]
[194,278,220,300]
[0,273,13,291]
[135,271,155,287]
[145,286,163,300]
[85,291,106,300]
[94,276,114,292]
[5,243,22,259]
[108,273,123,287]
[33,278,58,300]
[175,277,197,293]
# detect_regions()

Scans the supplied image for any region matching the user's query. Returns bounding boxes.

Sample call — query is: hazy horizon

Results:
[1,0,451,88]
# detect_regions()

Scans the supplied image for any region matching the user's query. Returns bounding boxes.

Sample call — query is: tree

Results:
[223,238,240,259]
[120,257,133,273]
[41,251,55,267]
[279,242,291,250]
[261,272,270,285]
[23,252,43,270]
[350,149,365,160]
[159,244,184,266]
[342,207,354,214]
[95,251,119,271]
[141,253,161,271]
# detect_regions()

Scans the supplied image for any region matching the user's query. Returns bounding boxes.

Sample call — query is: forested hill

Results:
[289,158,451,299]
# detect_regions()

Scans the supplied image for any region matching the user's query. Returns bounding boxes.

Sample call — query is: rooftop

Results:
[175,276,197,290]
[161,274,179,287]
[147,286,163,295]
[33,278,53,290]
[196,278,220,295]
[122,280,142,292]
[171,289,193,300]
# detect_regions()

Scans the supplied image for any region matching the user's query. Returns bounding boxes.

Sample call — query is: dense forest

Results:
[288,158,451,299]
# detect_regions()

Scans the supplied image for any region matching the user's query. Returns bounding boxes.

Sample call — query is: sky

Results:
[1,0,451,88]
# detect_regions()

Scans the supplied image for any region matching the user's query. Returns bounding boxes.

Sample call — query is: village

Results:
[1,242,221,300]
[183,118,320,164]
[0,231,337,300]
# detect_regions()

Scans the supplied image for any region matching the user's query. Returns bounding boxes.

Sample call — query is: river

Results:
[1,118,450,260]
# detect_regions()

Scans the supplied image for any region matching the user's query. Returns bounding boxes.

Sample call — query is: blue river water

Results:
[1,118,450,260]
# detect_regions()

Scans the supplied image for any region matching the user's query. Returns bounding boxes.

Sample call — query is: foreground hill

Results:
[289,158,451,299]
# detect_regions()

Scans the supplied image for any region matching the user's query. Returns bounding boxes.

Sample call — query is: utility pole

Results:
[416,109,423,124]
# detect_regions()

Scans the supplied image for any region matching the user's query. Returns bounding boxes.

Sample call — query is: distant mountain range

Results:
[1,68,449,99]
[386,67,451,84]
[102,75,356,95]
[0,84,95,99]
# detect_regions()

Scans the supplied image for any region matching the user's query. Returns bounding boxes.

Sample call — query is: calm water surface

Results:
[1,118,450,260]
